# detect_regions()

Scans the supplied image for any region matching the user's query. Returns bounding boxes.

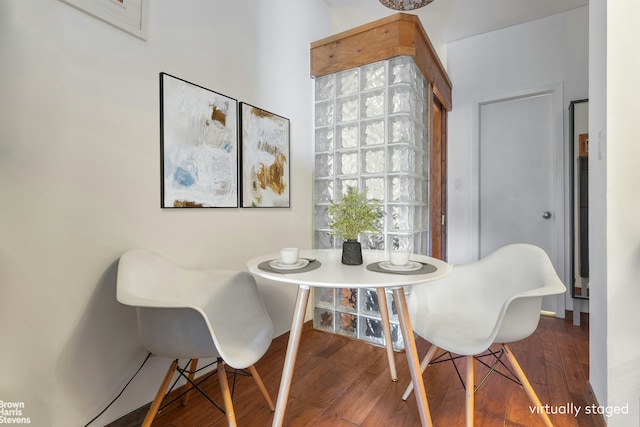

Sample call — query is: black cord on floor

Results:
[83,352,152,427]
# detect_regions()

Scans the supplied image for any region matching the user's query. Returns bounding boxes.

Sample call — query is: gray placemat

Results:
[258,259,322,274]
[366,261,437,275]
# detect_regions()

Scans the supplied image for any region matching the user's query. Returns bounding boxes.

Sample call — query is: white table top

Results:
[247,249,451,289]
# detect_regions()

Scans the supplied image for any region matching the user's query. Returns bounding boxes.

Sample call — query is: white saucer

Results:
[269,258,310,270]
[378,260,422,272]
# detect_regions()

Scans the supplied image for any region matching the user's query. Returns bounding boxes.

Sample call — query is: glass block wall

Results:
[313,287,404,350]
[312,56,431,350]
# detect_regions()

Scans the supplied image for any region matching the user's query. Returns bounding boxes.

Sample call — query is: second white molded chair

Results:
[402,244,566,427]
[117,248,275,427]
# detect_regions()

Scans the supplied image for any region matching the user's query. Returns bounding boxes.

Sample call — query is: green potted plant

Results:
[328,186,384,265]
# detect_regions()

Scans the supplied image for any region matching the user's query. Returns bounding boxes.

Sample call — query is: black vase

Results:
[341,240,363,265]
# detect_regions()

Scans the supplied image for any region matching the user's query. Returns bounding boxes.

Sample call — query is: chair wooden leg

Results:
[142,359,178,427]
[402,344,439,400]
[217,360,237,427]
[181,359,199,406]
[465,355,475,427]
[503,344,553,427]
[247,365,275,411]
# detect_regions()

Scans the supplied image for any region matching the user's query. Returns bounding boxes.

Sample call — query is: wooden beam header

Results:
[310,13,452,110]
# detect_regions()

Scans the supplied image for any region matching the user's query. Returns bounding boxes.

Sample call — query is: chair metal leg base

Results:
[402,345,554,427]
[181,359,199,406]
[142,357,273,426]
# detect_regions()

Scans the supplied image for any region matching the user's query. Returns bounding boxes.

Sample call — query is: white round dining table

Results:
[247,249,451,427]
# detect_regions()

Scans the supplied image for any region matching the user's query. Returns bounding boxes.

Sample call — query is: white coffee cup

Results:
[390,250,410,266]
[280,248,299,265]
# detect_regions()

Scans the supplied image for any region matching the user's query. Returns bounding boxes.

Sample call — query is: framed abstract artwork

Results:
[240,103,290,208]
[60,0,149,40]
[160,73,239,208]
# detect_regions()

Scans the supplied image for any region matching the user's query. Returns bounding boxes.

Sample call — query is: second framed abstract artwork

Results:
[240,103,290,208]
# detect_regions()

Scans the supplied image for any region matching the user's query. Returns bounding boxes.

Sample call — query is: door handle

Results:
[542,211,552,219]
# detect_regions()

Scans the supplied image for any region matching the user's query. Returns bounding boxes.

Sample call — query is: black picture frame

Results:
[568,98,589,299]
[239,102,291,208]
[160,73,239,208]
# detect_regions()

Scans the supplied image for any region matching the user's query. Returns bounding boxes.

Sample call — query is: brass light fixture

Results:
[379,0,434,10]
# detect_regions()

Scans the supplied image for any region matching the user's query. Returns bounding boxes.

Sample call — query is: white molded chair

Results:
[117,248,275,427]
[402,244,566,427]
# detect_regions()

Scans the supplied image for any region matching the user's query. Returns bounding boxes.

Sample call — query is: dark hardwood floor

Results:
[143,312,601,427]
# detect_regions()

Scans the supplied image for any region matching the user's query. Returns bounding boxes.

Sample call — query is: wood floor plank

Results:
[135,312,603,427]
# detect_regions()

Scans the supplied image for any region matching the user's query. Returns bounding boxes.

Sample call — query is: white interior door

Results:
[478,90,565,313]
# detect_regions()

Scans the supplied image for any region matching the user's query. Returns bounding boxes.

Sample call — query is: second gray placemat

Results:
[366,261,437,275]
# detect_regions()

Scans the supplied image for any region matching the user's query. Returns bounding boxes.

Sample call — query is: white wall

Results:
[0,0,330,425]
[587,0,608,416]
[445,6,589,265]
[598,1,640,425]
